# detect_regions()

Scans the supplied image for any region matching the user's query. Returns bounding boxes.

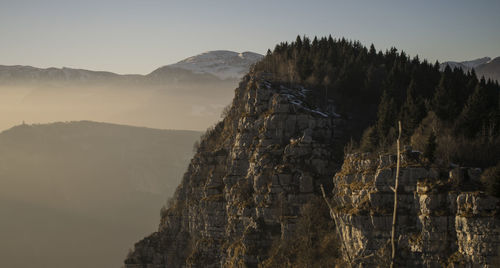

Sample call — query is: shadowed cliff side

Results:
[124,70,345,267]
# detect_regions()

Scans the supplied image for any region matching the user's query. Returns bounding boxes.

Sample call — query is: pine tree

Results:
[432,67,459,121]
[456,84,490,137]
[400,79,426,138]
[376,90,397,147]
[423,131,437,163]
[369,44,376,56]
[359,126,379,152]
[295,35,303,50]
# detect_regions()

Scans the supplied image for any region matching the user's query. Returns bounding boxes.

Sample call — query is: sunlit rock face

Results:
[333,152,500,267]
[124,70,344,267]
[124,69,499,267]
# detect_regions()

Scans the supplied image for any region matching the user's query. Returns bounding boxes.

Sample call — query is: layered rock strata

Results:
[125,72,343,267]
[333,152,500,267]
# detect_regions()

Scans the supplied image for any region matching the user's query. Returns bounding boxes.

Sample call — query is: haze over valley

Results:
[0,51,261,267]
[1,40,499,268]
[0,50,262,132]
[1,1,499,267]
[0,121,201,268]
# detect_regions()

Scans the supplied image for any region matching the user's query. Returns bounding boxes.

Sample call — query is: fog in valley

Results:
[2,1,499,267]
[0,80,235,132]
[0,59,250,267]
[0,121,201,267]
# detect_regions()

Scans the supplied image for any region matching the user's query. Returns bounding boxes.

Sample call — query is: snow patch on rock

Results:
[168,50,263,80]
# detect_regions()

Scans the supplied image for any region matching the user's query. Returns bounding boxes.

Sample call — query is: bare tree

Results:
[320,184,353,267]
[390,121,402,268]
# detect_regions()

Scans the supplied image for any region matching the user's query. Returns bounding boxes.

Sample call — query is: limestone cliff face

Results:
[333,152,500,267]
[125,71,500,267]
[124,71,344,267]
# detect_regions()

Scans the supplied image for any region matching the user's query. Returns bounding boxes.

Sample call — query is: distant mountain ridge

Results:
[0,50,263,84]
[0,65,120,81]
[441,56,500,81]
[440,57,490,71]
[0,50,263,131]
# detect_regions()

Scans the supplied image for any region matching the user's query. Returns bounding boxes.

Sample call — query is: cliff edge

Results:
[124,71,344,267]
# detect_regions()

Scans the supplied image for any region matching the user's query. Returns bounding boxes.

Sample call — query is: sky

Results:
[0,0,499,74]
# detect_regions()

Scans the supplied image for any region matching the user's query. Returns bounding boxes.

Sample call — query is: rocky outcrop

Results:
[124,71,344,267]
[125,70,500,267]
[333,152,500,267]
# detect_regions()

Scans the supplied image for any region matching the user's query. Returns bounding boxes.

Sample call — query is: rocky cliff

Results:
[124,71,344,267]
[125,70,500,267]
[333,152,500,267]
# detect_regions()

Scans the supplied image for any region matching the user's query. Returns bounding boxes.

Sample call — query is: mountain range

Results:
[441,56,500,82]
[0,50,263,132]
[0,50,263,84]
[3,52,499,85]
[0,51,262,267]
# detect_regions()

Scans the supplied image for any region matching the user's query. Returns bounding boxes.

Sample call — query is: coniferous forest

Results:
[254,36,500,194]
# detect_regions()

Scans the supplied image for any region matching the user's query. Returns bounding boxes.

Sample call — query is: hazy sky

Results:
[1,0,499,74]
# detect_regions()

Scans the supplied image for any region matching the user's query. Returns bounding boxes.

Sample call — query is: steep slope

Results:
[125,71,344,267]
[125,37,499,267]
[0,121,201,268]
[125,71,500,266]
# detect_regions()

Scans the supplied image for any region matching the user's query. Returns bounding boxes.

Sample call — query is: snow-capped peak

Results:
[168,50,263,80]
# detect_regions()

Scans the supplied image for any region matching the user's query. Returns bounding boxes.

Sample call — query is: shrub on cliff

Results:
[262,197,341,267]
[481,161,500,197]
[423,131,437,163]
